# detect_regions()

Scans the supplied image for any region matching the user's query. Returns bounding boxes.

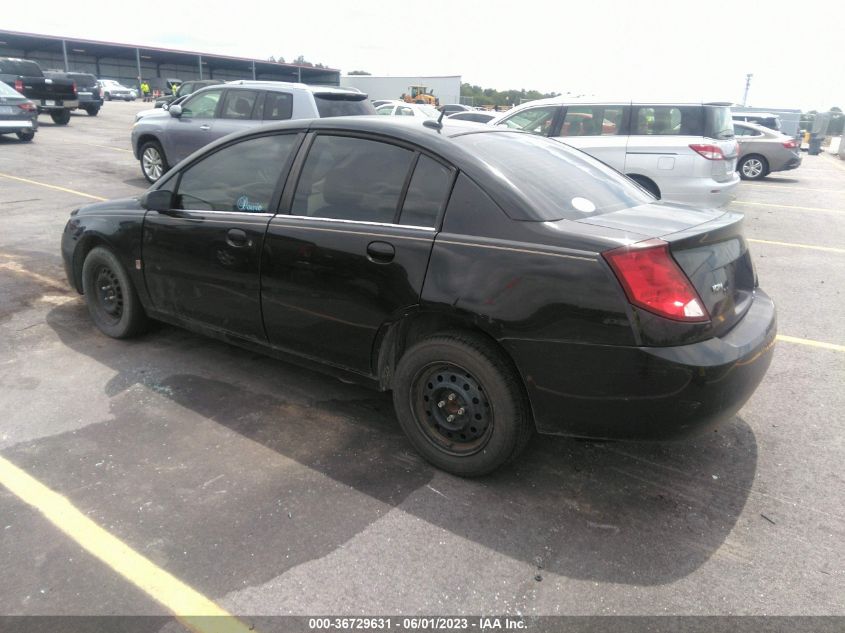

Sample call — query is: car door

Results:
[261,133,455,373]
[212,88,263,139]
[142,131,303,341]
[164,87,224,164]
[554,103,629,171]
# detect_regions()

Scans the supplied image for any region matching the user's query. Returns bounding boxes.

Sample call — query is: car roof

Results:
[224,80,364,96]
[505,96,733,108]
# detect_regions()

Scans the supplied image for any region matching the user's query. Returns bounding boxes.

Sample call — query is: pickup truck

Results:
[0,57,78,125]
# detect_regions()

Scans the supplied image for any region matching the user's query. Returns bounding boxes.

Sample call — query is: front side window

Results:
[263,92,293,120]
[221,90,258,120]
[174,134,298,212]
[399,155,453,227]
[181,89,223,119]
[292,135,414,223]
[496,106,559,136]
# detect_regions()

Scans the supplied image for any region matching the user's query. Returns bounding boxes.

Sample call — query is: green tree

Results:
[348,70,371,75]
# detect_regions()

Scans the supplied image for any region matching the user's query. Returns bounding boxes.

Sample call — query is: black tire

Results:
[627,174,660,198]
[392,332,533,477]
[738,155,769,180]
[84,106,100,116]
[50,109,71,125]
[16,129,35,142]
[139,140,169,184]
[105,93,112,101]
[81,246,148,339]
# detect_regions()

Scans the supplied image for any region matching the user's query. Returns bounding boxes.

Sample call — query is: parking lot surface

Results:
[1,102,843,622]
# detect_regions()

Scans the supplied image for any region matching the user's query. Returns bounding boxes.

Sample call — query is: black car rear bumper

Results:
[509,289,777,440]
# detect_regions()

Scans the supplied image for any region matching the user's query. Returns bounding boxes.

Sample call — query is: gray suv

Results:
[131,81,374,183]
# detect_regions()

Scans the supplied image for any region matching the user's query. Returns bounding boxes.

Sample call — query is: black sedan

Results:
[0,78,38,141]
[61,117,776,476]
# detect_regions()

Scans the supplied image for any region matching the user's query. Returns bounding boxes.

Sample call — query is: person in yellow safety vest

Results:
[140,81,151,102]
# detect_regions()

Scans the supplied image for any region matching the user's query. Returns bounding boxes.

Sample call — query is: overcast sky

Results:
[4,0,843,111]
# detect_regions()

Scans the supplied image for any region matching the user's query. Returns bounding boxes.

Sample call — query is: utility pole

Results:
[742,73,753,107]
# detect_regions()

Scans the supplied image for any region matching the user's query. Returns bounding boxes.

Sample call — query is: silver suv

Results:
[131,81,374,183]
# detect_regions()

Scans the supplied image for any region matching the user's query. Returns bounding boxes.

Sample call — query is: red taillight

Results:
[602,239,709,322]
[689,143,725,160]
[782,139,798,149]
[72,81,77,95]
[18,102,36,112]
[14,78,24,93]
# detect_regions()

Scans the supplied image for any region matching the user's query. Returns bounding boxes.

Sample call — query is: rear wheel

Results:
[84,106,100,116]
[16,130,35,142]
[738,155,768,180]
[392,332,533,477]
[50,109,71,125]
[140,140,168,183]
[81,246,148,339]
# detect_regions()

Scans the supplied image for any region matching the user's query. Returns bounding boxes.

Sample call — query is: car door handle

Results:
[366,241,395,263]
[226,228,252,248]
[199,124,211,131]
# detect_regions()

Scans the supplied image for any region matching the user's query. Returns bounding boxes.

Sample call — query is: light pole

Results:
[742,73,753,107]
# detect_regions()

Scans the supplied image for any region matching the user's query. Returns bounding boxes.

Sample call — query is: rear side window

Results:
[633,106,703,136]
[314,95,376,117]
[292,135,414,223]
[399,156,454,227]
[560,106,625,136]
[221,90,258,120]
[0,59,43,77]
[175,134,298,212]
[264,92,293,120]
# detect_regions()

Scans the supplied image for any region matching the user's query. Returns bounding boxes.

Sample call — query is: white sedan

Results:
[376,102,440,119]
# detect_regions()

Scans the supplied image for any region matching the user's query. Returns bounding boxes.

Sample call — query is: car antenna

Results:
[423,108,447,130]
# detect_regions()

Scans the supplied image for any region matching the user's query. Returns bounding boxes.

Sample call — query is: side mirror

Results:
[169,104,182,118]
[140,189,174,212]
[162,103,170,111]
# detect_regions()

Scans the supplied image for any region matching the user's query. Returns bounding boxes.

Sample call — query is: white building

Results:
[340,75,461,106]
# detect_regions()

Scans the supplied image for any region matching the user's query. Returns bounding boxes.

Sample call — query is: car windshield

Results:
[418,105,440,119]
[453,131,653,221]
[0,80,24,97]
[706,106,734,139]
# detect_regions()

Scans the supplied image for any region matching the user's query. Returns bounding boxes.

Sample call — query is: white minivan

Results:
[489,99,739,208]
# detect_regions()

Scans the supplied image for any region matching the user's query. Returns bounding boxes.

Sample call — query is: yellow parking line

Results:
[0,172,106,202]
[0,455,252,633]
[777,335,845,353]
[732,200,842,213]
[747,238,845,254]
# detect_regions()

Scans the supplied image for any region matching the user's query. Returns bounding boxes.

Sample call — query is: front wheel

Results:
[50,109,71,125]
[16,129,35,142]
[81,246,148,339]
[139,140,168,183]
[738,155,768,180]
[392,332,533,476]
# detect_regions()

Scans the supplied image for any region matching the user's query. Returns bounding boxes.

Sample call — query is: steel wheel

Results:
[412,362,494,456]
[93,264,124,325]
[142,146,164,181]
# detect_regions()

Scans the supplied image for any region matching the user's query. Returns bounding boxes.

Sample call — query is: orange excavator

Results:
[401,85,439,106]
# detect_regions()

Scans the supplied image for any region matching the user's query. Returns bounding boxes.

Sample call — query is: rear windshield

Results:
[69,73,98,88]
[705,106,735,139]
[453,131,653,221]
[314,94,376,117]
[0,59,43,77]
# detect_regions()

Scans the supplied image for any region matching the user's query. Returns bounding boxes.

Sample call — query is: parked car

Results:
[154,79,222,108]
[0,57,78,125]
[732,112,781,132]
[131,81,375,183]
[98,80,136,101]
[448,110,497,124]
[63,117,776,476]
[371,99,393,108]
[489,98,740,208]
[0,78,38,141]
[376,102,440,119]
[439,103,472,116]
[734,121,801,180]
[46,71,102,116]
